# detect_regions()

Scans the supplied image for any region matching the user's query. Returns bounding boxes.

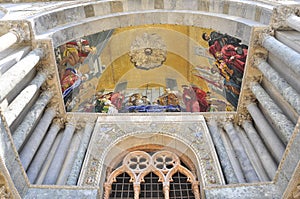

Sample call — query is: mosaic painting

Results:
[54,25,248,113]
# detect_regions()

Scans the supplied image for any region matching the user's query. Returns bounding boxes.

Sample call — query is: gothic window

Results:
[104,151,201,199]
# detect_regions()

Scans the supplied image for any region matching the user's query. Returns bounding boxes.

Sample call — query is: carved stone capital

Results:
[10,22,30,42]
[252,28,274,47]
[271,5,300,30]
[52,117,65,128]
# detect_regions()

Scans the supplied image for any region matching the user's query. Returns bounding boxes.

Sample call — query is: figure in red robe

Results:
[192,86,209,112]
[182,85,200,112]
[111,92,124,110]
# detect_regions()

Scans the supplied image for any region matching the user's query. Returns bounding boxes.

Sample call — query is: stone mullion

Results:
[19,107,56,171]
[250,82,295,144]
[223,123,259,183]
[286,14,300,32]
[12,90,53,151]
[242,120,277,180]
[236,125,269,182]
[247,103,285,163]
[255,58,300,115]
[3,71,48,127]
[26,119,62,184]
[66,122,95,185]
[0,48,44,102]
[261,34,300,75]
[219,128,246,183]
[207,119,238,184]
[56,129,83,185]
[42,123,76,185]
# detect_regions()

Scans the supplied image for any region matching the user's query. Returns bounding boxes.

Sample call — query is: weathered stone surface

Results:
[251,82,295,144]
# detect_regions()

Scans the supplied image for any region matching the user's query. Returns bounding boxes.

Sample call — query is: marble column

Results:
[66,121,95,185]
[242,120,277,179]
[207,119,238,184]
[223,123,259,183]
[257,59,300,114]
[255,58,300,115]
[42,122,76,185]
[236,125,269,182]
[35,132,62,185]
[26,119,62,184]
[250,82,295,144]
[12,90,53,151]
[3,71,48,127]
[56,129,83,185]
[286,14,300,32]
[0,46,31,76]
[262,78,298,125]
[261,34,300,75]
[247,103,285,163]
[19,107,56,170]
[219,128,246,183]
[0,31,19,53]
[0,48,44,102]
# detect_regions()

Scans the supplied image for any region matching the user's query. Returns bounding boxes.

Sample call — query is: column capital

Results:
[271,5,300,30]
[52,117,65,128]
[9,22,30,42]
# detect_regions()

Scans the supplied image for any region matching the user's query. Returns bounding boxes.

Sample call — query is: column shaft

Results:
[219,128,246,183]
[0,48,44,102]
[207,119,238,184]
[255,58,300,115]
[242,120,277,179]
[262,78,298,125]
[262,34,300,75]
[12,91,53,151]
[251,82,294,144]
[286,14,300,32]
[0,31,19,53]
[236,125,269,182]
[66,122,94,185]
[247,103,285,163]
[224,123,259,183]
[3,71,48,126]
[20,108,56,170]
[56,129,82,185]
[42,123,76,185]
[35,132,62,185]
[26,121,61,184]
[0,46,31,76]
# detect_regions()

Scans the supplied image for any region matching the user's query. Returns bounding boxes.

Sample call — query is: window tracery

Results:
[104,151,200,199]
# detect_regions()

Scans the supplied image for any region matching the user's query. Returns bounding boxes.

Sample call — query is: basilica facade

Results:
[0,0,300,198]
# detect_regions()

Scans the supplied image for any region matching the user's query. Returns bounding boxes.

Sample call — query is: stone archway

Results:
[77,114,225,197]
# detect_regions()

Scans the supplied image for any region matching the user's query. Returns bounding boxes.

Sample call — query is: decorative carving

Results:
[271,5,300,30]
[79,116,224,188]
[10,22,31,42]
[0,185,10,199]
[129,33,167,70]
[292,184,300,199]
[104,151,200,199]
